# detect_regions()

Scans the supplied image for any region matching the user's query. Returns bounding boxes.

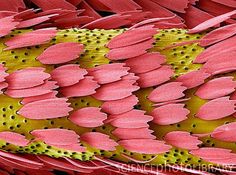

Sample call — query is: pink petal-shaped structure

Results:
[0,64,8,82]
[93,0,141,13]
[6,67,50,90]
[190,148,236,165]
[190,148,233,159]
[0,132,29,146]
[188,10,236,33]
[176,69,210,89]
[60,76,100,97]
[93,79,139,101]
[80,132,118,151]
[21,91,58,105]
[153,0,189,13]
[5,80,58,98]
[101,95,138,115]
[211,122,236,142]
[195,77,236,100]
[51,64,87,87]
[0,16,19,37]
[18,98,72,119]
[37,42,84,64]
[88,63,129,84]
[118,139,171,154]
[151,103,189,125]
[202,51,236,75]
[5,28,57,50]
[196,97,236,120]
[182,5,214,29]
[148,82,187,103]
[109,109,153,128]
[199,23,236,46]
[69,107,107,128]
[81,14,131,29]
[30,0,76,11]
[134,0,183,24]
[164,131,202,150]
[16,14,57,28]
[124,52,166,74]
[137,65,174,88]
[106,38,155,60]
[31,129,79,146]
[121,72,139,81]
[112,128,155,140]
[107,25,156,48]
[194,36,236,64]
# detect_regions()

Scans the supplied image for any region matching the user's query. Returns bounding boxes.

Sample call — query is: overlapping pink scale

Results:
[0,132,29,146]
[137,65,174,88]
[18,98,72,119]
[199,23,236,46]
[107,25,157,48]
[4,28,57,50]
[69,107,107,128]
[80,132,118,151]
[108,109,153,128]
[5,80,58,98]
[148,82,187,103]
[118,139,172,154]
[176,69,210,89]
[196,97,236,120]
[101,95,138,115]
[188,10,236,33]
[112,128,155,140]
[164,131,202,150]
[181,5,214,29]
[31,129,85,152]
[211,122,236,142]
[37,42,84,64]
[30,0,76,11]
[106,25,157,60]
[151,103,190,125]
[202,51,236,75]
[92,79,139,101]
[6,67,50,90]
[107,38,155,60]
[0,16,19,37]
[194,36,236,64]
[20,91,58,105]
[190,148,236,165]
[51,64,87,87]
[88,63,129,84]
[16,14,58,28]
[152,0,189,13]
[81,14,131,29]
[60,76,100,97]
[195,77,236,100]
[124,52,166,74]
